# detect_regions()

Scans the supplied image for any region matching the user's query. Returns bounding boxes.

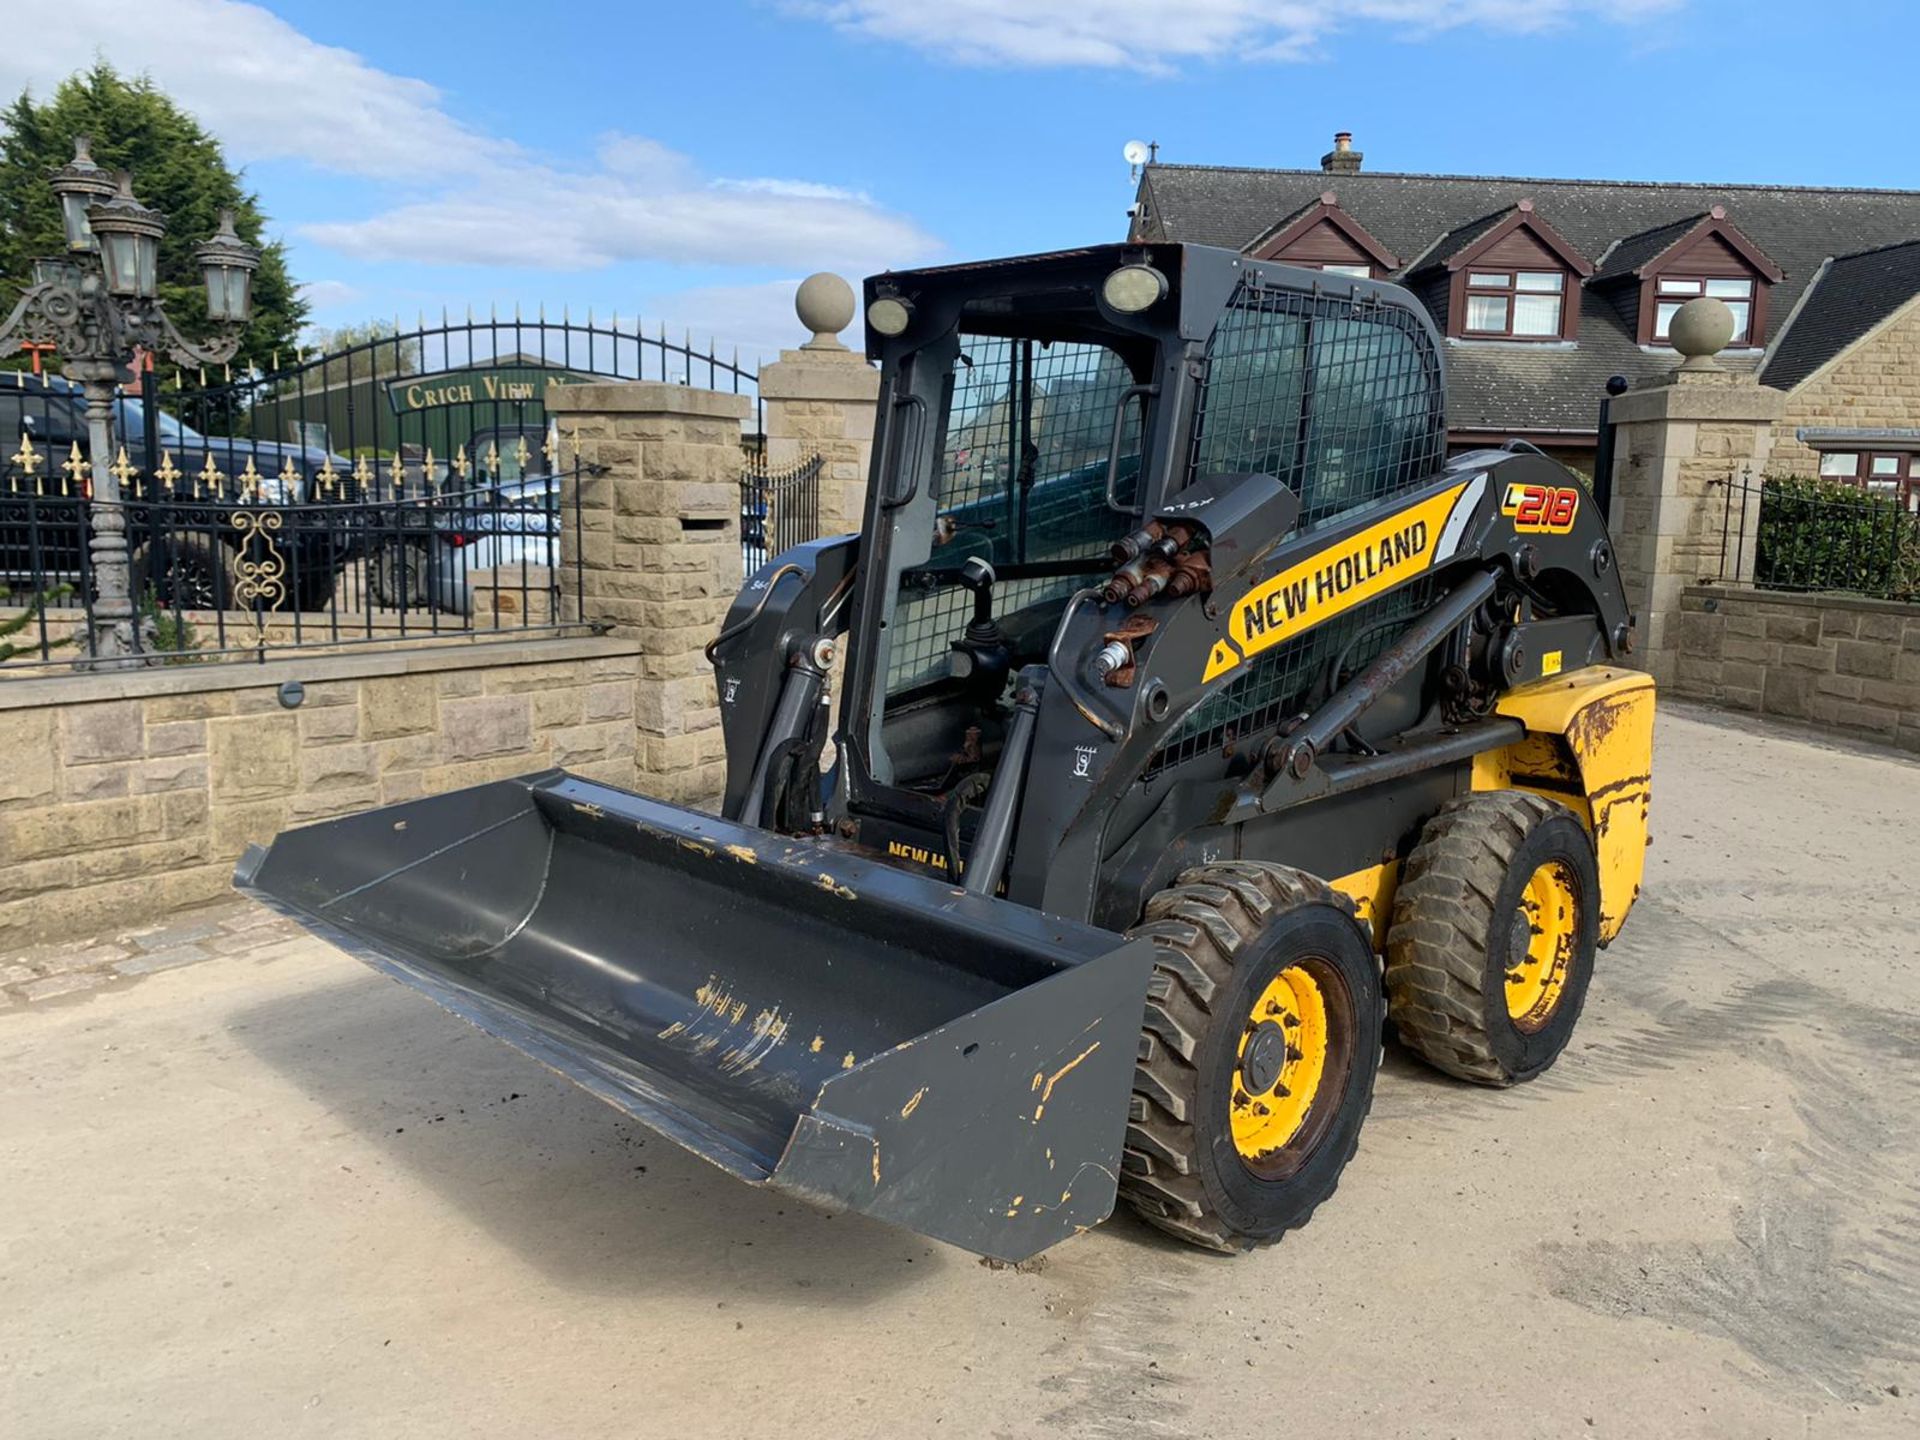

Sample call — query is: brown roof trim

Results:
[1441,200,1595,278]
[1635,207,1785,283]
[1243,190,1400,270]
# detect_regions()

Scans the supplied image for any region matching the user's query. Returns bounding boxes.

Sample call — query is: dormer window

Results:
[1594,207,1782,349]
[1245,191,1398,280]
[1654,275,1756,344]
[1464,270,1567,338]
[1413,200,1593,343]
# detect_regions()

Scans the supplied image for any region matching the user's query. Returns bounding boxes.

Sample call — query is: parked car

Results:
[368,424,561,615]
[0,375,355,613]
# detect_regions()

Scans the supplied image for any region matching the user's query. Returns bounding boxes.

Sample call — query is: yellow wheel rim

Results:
[1505,860,1578,1032]
[1230,964,1330,1163]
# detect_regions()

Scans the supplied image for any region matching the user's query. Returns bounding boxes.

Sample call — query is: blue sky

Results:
[8,0,1918,361]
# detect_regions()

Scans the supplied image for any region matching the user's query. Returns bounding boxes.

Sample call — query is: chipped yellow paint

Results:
[657,1020,687,1040]
[723,843,758,864]
[871,1143,881,1187]
[677,838,715,857]
[815,873,857,900]
[719,1005,793,1076]
[1328,861,1397,951]
[809,1035,825,1054]
[900,1087,928,1119]
[729,1000,748,1025]
[1032,1042,1101,1123]
[842,1052,856,1070]
[1477,666,1655,943]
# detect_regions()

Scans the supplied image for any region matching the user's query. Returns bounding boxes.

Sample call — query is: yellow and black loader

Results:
[238,244,1654,1260]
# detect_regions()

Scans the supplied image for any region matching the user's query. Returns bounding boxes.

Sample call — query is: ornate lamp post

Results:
[0,136,259,665]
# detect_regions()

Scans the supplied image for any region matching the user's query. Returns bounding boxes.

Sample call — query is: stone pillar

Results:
[758,273,881,538]
[1606,300,1784,687]
[545,381,749,806]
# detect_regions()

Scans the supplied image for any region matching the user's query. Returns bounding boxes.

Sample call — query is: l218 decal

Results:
[1502,481,1580,534]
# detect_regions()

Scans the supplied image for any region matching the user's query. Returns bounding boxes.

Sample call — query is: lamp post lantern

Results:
[1,136,259,665]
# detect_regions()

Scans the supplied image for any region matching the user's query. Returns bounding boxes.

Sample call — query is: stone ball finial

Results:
[796,272,856,350]
[1670,297,1736,370]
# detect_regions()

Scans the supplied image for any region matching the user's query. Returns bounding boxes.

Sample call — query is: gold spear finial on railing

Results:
[154,449,181,495]
[513,434,530,476]
[541,425,557,467]
[452,443,471,485]
[63,441,87,494]
[313,454,337,498]
[423,446,437,495]
[110,447,138,495]
[239,454,264,503]
[352,455,374,498]
[197,453,225,499]
[485,439,500,479]
[278,455,301,501]
[11,434,43,487]
[388,450,405,498]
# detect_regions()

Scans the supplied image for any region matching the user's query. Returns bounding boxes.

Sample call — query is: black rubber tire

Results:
[131,533,236,611]
[1118,862,1384,1253]
[371,540,430,610]
[1385,791,1600,1087]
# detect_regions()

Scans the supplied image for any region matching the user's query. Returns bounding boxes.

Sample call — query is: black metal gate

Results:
[740,453,823,573]
[3,315,762,666]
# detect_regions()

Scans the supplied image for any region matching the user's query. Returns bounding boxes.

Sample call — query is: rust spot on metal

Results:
[1032,1042,1101,1123]
[900,1086,928,1119]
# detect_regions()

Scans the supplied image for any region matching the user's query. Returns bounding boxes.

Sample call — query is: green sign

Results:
[384,366,558,414]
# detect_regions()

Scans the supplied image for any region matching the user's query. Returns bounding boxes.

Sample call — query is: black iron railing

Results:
[740,453,823,573]
[1717,474,1920,601]
[1,436,592,670]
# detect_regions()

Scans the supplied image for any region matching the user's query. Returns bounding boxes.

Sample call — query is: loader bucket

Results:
[234,771,1156,1261]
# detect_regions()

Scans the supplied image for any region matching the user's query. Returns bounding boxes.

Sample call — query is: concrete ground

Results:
[2,703,1915,1439]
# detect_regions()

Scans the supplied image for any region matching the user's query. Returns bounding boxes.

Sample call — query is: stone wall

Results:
[1606,368,1784,687]
[1674,585,1920,750]
[0,636,642,947]
[546,381,748,806]
[1769,295,1920,476]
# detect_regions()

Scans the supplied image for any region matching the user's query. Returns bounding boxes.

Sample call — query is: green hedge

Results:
[1755,475,1920,601]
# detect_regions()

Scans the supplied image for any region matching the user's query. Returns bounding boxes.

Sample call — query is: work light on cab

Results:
[868,296,913,337]
[1101,263,1168,313]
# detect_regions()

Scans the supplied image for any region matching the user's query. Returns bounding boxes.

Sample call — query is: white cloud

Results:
[296,279,361,312]
[0,1,939,276]
[792,0,1681,70]
[300,137,932,274]
[0,0,491,180]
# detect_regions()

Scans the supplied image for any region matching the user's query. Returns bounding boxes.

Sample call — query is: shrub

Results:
[1755,475,1920,600]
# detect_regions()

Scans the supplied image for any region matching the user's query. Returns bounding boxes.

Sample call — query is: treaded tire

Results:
[1118,862,1384,1253]
[131,532,237,612]
[1386,791,1599,1087]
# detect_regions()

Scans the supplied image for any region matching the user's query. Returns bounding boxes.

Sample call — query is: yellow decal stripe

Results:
[1211,482,1469,682]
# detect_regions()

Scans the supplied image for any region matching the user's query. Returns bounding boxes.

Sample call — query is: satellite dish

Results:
[1123,140,1150,167]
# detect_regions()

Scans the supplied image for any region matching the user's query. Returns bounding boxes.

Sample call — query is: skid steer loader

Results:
[237,244,1654,1261]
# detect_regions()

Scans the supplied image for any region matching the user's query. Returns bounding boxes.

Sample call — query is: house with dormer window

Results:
[1129,134,1920,508]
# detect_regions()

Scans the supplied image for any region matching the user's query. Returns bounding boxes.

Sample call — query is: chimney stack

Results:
[1320,131,1362,175]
